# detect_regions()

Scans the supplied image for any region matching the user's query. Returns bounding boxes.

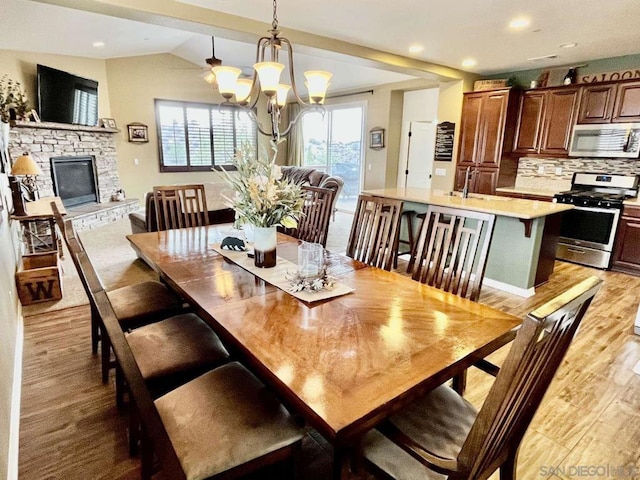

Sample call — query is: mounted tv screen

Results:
[37,64,98,126]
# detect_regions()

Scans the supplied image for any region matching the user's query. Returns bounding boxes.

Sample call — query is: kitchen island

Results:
[363,188,574,297]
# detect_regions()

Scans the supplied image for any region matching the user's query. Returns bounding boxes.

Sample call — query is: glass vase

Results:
[253,226,277,268]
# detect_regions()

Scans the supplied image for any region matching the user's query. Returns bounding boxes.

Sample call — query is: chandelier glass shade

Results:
[210,0,332,142]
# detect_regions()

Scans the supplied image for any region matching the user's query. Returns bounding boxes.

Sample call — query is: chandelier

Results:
[210,0,332,142]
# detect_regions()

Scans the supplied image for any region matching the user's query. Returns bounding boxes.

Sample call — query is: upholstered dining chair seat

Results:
[125,313,230,383]
[108,280,185,327]
[362,384,477,480]
[154,361,305,480]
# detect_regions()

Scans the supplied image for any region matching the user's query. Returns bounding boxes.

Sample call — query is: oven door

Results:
[557,206,621,268]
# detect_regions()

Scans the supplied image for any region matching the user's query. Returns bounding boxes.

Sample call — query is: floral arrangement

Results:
[287,265,336,293]
[221,143,304,229]
[0,75,29,123]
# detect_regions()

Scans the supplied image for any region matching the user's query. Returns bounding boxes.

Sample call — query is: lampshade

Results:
[254,62,285,97]
[210,0,331,142]
[212,66,241,99]
[304,71,333,105]
[276,84,291,108]
[235,78,253,105]
[11,154,42,176]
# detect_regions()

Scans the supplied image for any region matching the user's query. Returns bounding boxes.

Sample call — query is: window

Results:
[155,99,257,172]
[301,102,365,212]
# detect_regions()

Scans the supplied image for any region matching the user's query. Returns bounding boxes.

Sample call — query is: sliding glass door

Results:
[301,102,365,213]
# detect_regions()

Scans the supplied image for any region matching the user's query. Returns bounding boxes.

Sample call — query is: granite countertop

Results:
[495,186,559,198]
[363,188,573,220]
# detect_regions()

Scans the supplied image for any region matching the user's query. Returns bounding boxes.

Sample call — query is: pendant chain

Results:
[272,0,279,31]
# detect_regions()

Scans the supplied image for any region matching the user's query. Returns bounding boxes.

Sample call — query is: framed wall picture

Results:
[100,118,117,129]
[369,127,385,149]
[127,123,149,143]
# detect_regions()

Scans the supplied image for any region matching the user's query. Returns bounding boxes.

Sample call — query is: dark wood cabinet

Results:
[612,81,640,123]
[454,88,518,194]
[455,166,498,195]
[513,87,579,156]
[513,91,545,154]
[612,205,640,275]
[577,80,640,124]
[577,84,616,123]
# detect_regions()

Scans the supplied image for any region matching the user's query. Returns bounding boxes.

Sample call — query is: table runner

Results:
[211,244,355,303]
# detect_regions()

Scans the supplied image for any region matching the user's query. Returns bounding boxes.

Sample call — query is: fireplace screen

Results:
[51,156,99,207]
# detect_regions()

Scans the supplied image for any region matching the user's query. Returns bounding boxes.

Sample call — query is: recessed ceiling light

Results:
[409,45,424,54]
[462,58,477,68]
[509,17,530,30]
[527,54,558,62]
[560,43,577,49]
[92,41,105,48]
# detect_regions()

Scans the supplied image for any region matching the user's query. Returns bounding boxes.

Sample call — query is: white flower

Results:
[218,142,304,228]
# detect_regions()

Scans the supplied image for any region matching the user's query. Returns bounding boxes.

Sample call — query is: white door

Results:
[399,121,436,189]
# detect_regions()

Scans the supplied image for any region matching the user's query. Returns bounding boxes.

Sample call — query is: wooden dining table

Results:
[127,225,521,479]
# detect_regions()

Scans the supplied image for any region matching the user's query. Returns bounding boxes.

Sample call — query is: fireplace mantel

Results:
[11,120,119,134]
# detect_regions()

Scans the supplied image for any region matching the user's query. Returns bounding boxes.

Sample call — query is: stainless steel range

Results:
[553,172,640,269]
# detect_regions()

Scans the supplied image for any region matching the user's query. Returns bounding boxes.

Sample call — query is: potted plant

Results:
[0,75,29,123]
[220,143,304,268]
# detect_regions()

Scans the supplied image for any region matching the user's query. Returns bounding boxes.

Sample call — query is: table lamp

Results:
[11,153,42,200]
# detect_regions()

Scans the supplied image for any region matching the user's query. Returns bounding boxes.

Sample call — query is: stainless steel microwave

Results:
[569,123,640,158]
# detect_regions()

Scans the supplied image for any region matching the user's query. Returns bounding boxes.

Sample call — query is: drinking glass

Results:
[298,242,324,278]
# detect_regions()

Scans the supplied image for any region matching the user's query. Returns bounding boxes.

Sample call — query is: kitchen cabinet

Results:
[513,87,579,156]
[454,88,519,194]
[612,204,640,275]
[577,83,617,123]
[612,81,640,123]
[577,80,640,124]
[455,166,499,195]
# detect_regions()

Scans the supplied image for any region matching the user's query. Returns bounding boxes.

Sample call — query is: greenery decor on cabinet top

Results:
[0,75,29,123]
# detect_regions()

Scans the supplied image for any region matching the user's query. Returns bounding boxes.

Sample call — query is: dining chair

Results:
[153,184,209,231]
[408,205,496,302]
[75,251,231,451]
[51,203,186,384]
[408,205,497,395]
[361,275,602,480]
[346,194,403,270]
[88,282,304,480]
[282,185,335,247]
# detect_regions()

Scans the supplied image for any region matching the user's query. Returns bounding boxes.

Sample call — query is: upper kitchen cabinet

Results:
[513,87,580,156]
[577,80,640,124]
[612,81,640,122]
[577,83,616,123]
[454,88,519,194]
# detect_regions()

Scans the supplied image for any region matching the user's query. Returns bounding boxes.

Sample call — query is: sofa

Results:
[129,182,235,234]
[129,168,344,234]
[280,166,344,217]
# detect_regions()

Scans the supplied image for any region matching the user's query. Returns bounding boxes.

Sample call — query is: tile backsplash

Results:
[515,157,640,191]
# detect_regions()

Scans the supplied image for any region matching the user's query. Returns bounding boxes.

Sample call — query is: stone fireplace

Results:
[7,121,139,229]
[8,121,122,203]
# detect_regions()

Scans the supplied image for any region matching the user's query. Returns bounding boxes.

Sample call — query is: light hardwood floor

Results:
[18,256,640,479]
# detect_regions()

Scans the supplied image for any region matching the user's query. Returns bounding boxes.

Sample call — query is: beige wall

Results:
[107,53,230,203]
[0,175,23,480]
[431,80,465,191]
[0,49,112,120]
[106,53,280,203]
[324,77,472,191]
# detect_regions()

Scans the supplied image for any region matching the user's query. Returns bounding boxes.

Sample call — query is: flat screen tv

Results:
[37,64,99,126]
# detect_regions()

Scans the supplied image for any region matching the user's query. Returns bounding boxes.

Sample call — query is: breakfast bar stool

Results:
[393,209,416,269]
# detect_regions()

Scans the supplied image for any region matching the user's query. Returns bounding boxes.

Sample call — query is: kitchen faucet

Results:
[462,166,471,198]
